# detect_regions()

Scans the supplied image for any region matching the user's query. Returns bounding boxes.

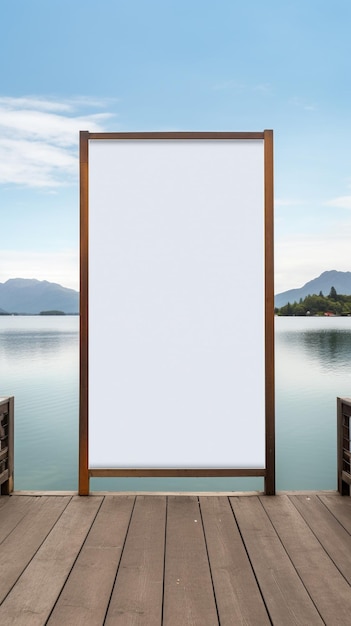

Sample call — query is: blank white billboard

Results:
[87,138,266,469]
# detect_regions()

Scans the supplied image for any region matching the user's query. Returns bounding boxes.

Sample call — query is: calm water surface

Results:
[0,315,350,491]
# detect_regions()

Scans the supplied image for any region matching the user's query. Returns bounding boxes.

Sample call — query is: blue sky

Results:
[1,0,350,293]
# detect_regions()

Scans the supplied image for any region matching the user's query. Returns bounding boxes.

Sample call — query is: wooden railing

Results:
[337,397,351,495]
[0,397,14,495]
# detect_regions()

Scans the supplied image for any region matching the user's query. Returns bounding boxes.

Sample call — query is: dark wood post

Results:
[337,397,351,495]
[79,131,90,495]
[264,129,275,495]
[0,397,14,495]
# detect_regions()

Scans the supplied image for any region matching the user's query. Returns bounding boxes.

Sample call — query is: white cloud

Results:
[0,138,77,187]
[0,95,116,113]
[0,96,115,187]
[326,195,351,209]
[0,249,79,291]
[275,227,351,293]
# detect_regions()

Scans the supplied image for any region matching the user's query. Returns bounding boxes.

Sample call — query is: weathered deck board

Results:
[200,496,270,625]
[0,492,350,626]
[261,494,351,624]
[0,496,71,604]
[163,496,219,626]
[319,492,351,533]
[105,495,166,626]
[0,495,41,543]
[47,495,135,626]
[0,496,102,626]
[289,494,351,584]
[231,496,324,625]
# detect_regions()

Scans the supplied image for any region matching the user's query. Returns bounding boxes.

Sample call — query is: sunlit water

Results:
[0,315,350,491]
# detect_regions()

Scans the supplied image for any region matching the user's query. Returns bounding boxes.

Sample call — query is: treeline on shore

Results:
[275,287,351,316]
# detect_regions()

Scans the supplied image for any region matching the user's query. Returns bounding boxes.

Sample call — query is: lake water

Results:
[0,315,350,492]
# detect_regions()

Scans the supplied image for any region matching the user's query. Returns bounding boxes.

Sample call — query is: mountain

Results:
[0,278,79,314]
[275,270,351,308]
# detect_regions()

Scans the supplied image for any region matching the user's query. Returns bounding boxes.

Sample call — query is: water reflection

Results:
[301,329,351,369]
[0,316,78,358]
[0,331,77,357]
[279,328,351,371]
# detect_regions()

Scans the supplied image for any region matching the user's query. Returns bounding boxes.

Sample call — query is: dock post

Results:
[337,397,351,495]
[0,397,14,495]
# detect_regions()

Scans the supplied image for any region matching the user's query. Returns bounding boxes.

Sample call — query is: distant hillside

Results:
[275,270,351,308]
[0,278,79,314]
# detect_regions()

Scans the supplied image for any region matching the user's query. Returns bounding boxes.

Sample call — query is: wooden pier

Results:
[1,492,351,625]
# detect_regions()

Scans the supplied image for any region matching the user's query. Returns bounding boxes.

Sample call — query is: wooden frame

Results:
[337,396,351,495]
[79,131,275,495]
[0,396,14,495]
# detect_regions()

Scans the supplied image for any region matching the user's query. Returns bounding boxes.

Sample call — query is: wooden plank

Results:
[341,470,351,485]
[0,495,103,625]
[88,131,265,140]
[289,494,351,584]
[0,495,11,511]
[339,397,351,417]
[89,468,265,478]
[200,496,270,625]
[105,495,166,626]
[163,496,219,626]
[0,496,43,544]
[0,447,8,463]
[0,496,72,604]
[0,469,8,485]
[0,398,14,494]
[47,495,135,626]
[318,492,351,534]
[261,494,351,624]
[231,496,324,625]
[5,397,14,494]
